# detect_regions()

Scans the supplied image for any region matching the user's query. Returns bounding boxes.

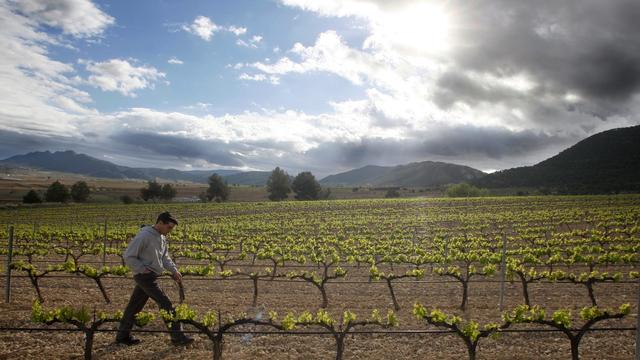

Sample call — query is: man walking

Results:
[116,211,194,346]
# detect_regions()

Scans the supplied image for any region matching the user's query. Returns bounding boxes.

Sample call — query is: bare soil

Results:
[0,260,637,359]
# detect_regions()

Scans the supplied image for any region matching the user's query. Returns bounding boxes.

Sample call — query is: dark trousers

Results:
[116,272,185,341]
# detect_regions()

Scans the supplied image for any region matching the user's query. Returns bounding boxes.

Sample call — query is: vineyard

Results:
[0,195,639,359]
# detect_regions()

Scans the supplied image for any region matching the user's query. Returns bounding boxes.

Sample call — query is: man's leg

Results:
[116,279,149,341]
[134,273,189,342]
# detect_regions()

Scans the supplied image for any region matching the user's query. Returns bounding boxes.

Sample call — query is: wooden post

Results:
[102,219,107,267]
[443,235,449,273]
[5,226,14,303]
[499,231,507,312]
[636,277,639,360]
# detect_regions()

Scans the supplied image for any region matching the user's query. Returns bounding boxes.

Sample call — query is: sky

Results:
[1,0,639,178]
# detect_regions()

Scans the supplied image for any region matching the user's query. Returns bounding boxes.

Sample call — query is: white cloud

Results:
[183,16,219,41]
[182,102,212,111]
[0,2,99,138]
[228,25,247,36]
[183,16,249,41]
[236,35,263,48]
[249,31,373,85]
[238,73,280,84]
[82,59,166,97]
[168,57,184,65]
[11,0,114,38]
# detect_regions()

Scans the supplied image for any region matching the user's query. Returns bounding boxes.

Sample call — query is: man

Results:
[116,211,194,346]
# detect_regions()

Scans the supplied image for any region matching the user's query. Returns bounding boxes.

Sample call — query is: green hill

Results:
[473,125,640,193]
[321,161,485,187]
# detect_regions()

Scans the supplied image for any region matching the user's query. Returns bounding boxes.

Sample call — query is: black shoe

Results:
[171,336,194,346]
[116,336,141,346]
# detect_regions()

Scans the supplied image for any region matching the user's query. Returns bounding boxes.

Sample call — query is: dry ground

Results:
[0,258,637,359]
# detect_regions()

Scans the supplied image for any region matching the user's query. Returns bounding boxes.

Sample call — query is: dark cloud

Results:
[434,72,523,109]
[109,131,246,167]
[0,124,574,177]
[568,44,640,100]
[0,130,76,159]
[443,0,640,110]
[297,124,571,174]
[418,126,565,159]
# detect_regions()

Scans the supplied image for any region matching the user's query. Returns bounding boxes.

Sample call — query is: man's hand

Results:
[172,271,183,283]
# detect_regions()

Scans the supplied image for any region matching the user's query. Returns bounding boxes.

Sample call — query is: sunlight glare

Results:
[386,2,452,53]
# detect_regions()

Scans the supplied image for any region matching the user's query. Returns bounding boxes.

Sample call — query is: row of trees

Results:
[267,167,328,201]
[24,168,328,204]
[200,167,330,202]
[139,180,177,202]
[23,181,90,204]
[203,168,329,203]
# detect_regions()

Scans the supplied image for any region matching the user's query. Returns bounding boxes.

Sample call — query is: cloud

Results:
[110,131,246,167]
[10,0,114,38]
[294,124,572,174]
[182,16,249,41]
[0,1,99,139]
[275,0,640,141]
[182,16,219,41]
[444,0,640,108]
[237,35,263,48]
[228,25,247,36]
[3,0,640,177]
[81,58,166,97]
[249,30,374,85]
[168,57,183,65]
[238,73,280,84]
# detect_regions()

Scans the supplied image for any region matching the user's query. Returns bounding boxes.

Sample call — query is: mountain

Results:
[473,125,640,193]
[224,171,272,186]
[0,150,254,184]
[320,161,486,187]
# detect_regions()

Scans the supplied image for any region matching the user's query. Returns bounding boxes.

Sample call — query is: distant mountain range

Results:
[0,150,252,184]
[0,150,486,187]
[473,125,640,193]
[320,162,485,187]
[2,124,639,192]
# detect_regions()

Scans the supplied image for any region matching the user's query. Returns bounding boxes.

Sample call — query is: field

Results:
[0,195,639,359]
[0,167,446,204]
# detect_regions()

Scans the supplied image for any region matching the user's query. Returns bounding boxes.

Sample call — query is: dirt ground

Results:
[0,259,637,359]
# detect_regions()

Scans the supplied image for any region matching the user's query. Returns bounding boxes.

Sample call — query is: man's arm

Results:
[161,241,181,281]
[124,235,148,274]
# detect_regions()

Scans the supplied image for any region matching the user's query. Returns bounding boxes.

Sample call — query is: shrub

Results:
[385,189,400,198]
[70,181,91,202]
[446,183,489,198]
[45,181,70,203]
[23,190,43,204]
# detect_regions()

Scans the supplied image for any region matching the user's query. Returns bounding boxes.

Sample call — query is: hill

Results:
[320,161,485,187]
[0,150,252,184]
[473,125,640,193]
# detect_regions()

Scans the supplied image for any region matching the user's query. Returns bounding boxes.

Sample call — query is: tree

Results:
[206,174,230,202]
[45,181,70,203]
[160,183,177,201]
[23,190,42,204]
[140,180,162,202]
[70,181,91,202]
[446,183,489,198]
[292,171,322,200]
[266,167,291,201]
[385,189,400,198]
[120,195,134,204]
